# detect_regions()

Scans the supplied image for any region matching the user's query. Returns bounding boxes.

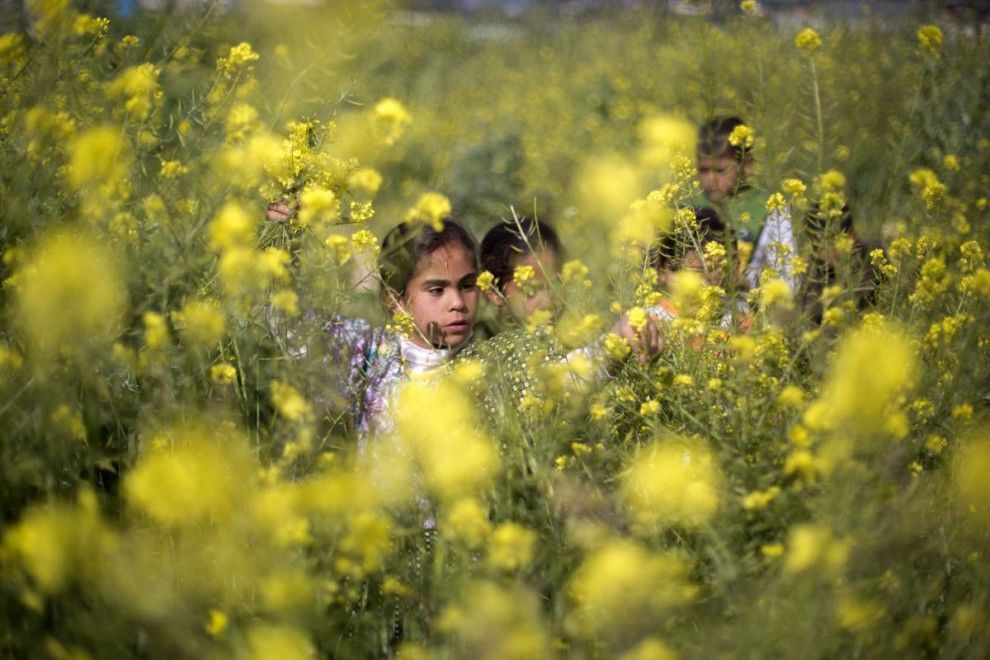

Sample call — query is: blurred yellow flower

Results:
[246,624,314,660]
[917,25,943,57]
[348,167,383,194]
[12,232,127,358]
[172,299,225,348]
[569,540,696,636]
[776,385,805,410]
[405,191,451,231]
[298,186,340,228]
[2,495,112,594]
[783,524,849,576]
[622,438,722,529]
[271,381,312,422]
[217,42,260,78]
[443,498,492,549]
[728,123,754,149]
[208,201,255,251]
[438,581,551,659]
[803,321,915,437]
[325,234,352,264]
[476,270,496,292]
[270,289,299,317]
[626,306,648,332]
[125,424,254,527]
[953,432,990,525]
[759,278,793,311]
[561,259,592,287]
[488,522,536,572]
[638,113,696,169]
[574,153,643,223]
[795,27,822,53]
[742,486,780,511]
[67,124,131,193]
[819,169,846,192]
[226,102,260,143]
[142,311,169,350]
[210,362,237,384]
[0,33,27,64]
[205,609,228,637]
[622,638,677,660]
[640,400,661,417]
[373,97,412,145]
[393,379,497,501]
[105,64,161,122]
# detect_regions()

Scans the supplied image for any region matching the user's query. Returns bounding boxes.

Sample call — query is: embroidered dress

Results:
[325,317,465,443]
[459,327,607,440]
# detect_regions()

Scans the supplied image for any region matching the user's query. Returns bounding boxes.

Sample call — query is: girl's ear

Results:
[484,290,503,306]
[742,157,756,178]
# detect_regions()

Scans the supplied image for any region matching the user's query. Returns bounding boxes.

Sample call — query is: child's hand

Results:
[265,201,294,223]
[612,313,664,362]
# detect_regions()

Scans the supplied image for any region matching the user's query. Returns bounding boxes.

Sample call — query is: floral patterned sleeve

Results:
[323,316,383,401]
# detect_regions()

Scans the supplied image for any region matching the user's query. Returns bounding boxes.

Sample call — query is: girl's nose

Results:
[449,290,468,311]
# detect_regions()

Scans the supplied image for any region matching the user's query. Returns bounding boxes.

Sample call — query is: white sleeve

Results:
[744,207,798,291]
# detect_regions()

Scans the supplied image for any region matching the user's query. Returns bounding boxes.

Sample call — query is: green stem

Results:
[809,58,825,174]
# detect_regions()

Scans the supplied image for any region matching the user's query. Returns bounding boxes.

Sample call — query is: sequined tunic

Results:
[325,317,464,443]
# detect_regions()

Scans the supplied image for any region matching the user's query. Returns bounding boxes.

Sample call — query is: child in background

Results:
[694,116,797,292]
[323,219,480,439]
[649,207,750,330]
[475,216,563,338]
[461,217,662,428]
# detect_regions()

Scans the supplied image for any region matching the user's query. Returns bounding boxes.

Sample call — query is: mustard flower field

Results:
[1,0,989,657]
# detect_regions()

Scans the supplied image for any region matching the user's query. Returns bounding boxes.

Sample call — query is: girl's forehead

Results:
[516,248,560,269]
[416,243,476,276]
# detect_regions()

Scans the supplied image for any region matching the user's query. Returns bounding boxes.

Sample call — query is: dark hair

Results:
[480,217,562,292]
[652,207,733,270]
[806,202,854,239]
[378,218,479,298]
[697,115,751,162]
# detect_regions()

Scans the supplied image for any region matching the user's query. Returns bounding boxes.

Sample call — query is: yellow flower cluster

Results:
[795,27,822,53]
[373,97,412,146]
[105,64,161,122]
[217,42,261,78]
[917,25,943,57]
[405,191,452,231]
[622,437,722,529]
[10,232,126,360]
[728,123,754,149]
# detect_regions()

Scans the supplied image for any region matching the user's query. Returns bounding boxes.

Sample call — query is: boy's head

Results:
[480,217,563,319]
[652,207,733,286]
[696,116,754,202]
[379,219,480,349]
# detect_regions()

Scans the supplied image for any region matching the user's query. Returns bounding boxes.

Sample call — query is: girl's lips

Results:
[445,321,469,331]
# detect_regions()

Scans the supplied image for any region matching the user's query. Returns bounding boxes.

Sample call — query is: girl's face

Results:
[399,243,479,349]
[502,249,560,320]
[697,155,751,202]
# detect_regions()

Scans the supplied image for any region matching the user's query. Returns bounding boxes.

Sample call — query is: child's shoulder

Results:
[324,315,396,355]
[463,327,560,360]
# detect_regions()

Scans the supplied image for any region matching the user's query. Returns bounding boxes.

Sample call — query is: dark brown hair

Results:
[378,219,479,299]
[480,217,562,292]
[697,115,751,163]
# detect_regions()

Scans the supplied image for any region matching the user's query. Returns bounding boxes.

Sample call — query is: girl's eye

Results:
[461,282,477,291]
[428,287,444,296]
